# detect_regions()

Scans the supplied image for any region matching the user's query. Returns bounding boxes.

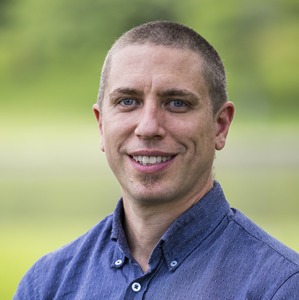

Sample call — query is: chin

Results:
[134,194,173,206]
[130,185,178,205]
[138,173,163,186]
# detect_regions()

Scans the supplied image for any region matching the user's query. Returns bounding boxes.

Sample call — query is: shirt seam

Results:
[269,271,299,300]
[230,218,299,267]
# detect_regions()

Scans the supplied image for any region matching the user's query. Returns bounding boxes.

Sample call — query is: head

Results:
[97,21,227,116]
[93,21,234,209]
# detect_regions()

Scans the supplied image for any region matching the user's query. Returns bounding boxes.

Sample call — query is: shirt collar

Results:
[110,181,230,270]
[160,181,230,271]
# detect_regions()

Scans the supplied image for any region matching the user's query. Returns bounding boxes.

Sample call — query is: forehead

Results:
[105,44,209,101]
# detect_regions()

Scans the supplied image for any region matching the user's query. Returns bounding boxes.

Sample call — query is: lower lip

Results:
[129,156,175,174]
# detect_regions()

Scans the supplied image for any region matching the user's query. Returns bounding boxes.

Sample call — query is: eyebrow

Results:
[157,89,198,100]
[109,87,199,102]
[109,88,143,98]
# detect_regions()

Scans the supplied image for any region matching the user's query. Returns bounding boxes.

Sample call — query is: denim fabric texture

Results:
[13,182,299,299]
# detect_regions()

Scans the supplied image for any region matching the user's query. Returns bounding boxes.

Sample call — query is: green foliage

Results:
[0,0,10,26]
[0,0,179,69]
[0,0,180,117]
[177,0,299,118]
[0,0,298,118]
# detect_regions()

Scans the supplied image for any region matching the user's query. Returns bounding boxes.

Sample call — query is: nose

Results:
[134,101,166,140]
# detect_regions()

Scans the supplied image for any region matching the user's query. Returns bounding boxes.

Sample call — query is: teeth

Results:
[142,156,149,164]
[132,155,172,165]
[149,157,156,164]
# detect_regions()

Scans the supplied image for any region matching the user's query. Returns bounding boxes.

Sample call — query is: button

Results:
[132,282,141,292]
[115,259,122,266]
[170,260,178,267]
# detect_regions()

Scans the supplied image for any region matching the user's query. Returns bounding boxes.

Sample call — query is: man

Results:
[14,21,299,299]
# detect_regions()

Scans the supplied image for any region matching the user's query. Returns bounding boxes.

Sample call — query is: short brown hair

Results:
[97,21,227,115]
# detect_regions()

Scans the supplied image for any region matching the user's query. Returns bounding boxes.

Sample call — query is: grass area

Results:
[1,120,299,299]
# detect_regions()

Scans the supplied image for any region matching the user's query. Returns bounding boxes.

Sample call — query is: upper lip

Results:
[128,150,176,157]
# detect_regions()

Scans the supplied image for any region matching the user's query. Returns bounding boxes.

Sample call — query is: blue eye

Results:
[171,100,184,107]
[121,99,134,106]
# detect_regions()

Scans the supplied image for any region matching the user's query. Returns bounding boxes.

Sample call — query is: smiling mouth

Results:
[131,155,173,166]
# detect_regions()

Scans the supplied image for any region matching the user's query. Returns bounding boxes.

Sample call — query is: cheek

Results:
[185,122,215,157]
[102,117,131,154]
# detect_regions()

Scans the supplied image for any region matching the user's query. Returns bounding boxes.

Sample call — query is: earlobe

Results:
[93,103,105,152]
[215,102,235,151]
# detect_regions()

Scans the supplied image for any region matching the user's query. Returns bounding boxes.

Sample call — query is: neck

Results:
[122,177,213,273]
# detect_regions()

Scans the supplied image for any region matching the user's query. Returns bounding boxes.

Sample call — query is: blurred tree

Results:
[0,0,179,80]
[0,0,11,26]
[0,0,298,118]
[53,0,179,50]
[0,0,181,114]
[178,0,299,119]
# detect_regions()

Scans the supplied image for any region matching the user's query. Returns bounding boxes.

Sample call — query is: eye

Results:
[170,100,185,107]
[165,99,191,113]
[168,100,188,108]
[120,98,135,106]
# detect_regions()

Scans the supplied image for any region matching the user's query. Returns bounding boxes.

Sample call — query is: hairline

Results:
[97,24,227,116]
[101,43,213,101]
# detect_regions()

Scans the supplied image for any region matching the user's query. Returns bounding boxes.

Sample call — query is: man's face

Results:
[94,44,232,207]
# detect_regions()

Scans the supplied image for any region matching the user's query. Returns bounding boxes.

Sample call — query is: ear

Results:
[214,102,235,151]
[93,103,105,152]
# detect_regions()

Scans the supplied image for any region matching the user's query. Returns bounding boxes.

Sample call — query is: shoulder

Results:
[228,208,299,266]
[39,213,114,267]
[13,214,114,300]
[226,208,299,298]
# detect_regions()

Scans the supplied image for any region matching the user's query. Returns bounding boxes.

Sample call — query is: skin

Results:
[93,44,234,272]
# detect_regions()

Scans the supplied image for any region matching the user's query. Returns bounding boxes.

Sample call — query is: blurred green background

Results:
[1,0,299,298]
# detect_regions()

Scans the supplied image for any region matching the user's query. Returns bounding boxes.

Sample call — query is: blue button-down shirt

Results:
[14,182,299,299]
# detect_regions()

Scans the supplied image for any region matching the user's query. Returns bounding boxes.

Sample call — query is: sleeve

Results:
[271,272,299,300]
[12,267,38,300]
